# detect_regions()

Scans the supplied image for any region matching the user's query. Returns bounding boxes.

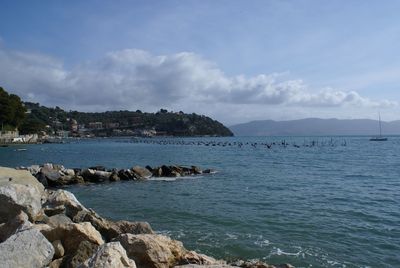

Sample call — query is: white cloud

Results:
[0,46,396,123]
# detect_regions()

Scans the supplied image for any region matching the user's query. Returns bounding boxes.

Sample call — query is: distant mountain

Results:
[230,118,400,136]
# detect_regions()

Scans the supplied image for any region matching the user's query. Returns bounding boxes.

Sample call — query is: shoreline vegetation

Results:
[0,165,294,268]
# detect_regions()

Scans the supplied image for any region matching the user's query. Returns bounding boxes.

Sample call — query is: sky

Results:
[1,0,400,125]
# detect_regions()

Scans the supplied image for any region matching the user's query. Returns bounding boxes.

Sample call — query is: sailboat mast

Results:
[379,112,382,137]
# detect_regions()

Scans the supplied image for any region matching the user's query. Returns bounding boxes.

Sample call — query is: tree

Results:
[0,87,26,129]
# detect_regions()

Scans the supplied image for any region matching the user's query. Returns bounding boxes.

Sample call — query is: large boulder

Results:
[0,167,45,222]
[44,189,88,219]
[74,209,153,241]
[40,222,104,254]
[115,233,187,268]
[0,228,54,268]
[0,166,45,193]
[80,242,137,268]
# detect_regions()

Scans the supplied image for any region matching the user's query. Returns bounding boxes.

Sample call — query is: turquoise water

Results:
[0,137,399,267]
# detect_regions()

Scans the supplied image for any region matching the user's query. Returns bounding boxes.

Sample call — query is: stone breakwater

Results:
[19,163,215,187]
[0,166,294,268]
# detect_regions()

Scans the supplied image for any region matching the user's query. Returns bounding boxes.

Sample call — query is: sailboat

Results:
[370,113,387,141]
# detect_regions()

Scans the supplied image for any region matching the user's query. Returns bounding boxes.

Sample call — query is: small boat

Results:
[370,113,387,141]
[16,148,27,151]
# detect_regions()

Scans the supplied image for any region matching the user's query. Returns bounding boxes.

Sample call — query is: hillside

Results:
[230,118,400,136]
[23,102,233,137]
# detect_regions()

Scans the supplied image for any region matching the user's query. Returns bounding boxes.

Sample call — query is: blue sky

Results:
[1,0,400,124]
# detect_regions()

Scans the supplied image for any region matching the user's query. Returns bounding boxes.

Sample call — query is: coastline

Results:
[0,165,293,268]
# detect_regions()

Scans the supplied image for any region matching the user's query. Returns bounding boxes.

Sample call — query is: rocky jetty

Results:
[18,163,215,188]
[0,166,293,268]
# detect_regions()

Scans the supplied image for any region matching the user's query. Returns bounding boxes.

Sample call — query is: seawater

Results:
[0,136,399,268]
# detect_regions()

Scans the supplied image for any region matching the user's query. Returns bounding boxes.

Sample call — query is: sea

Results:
[0,136,399,268]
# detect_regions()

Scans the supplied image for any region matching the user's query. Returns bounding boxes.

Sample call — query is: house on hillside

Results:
[88,122,103,129]
[0,130,19,143]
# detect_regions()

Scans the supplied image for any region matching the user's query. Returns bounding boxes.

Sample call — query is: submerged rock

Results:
[0,228,54,268]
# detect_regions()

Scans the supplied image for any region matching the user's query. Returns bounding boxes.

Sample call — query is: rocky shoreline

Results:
[19,163,214,187]
[0,166,293,268]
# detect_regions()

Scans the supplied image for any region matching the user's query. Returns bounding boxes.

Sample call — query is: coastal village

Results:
[0,117,161,144]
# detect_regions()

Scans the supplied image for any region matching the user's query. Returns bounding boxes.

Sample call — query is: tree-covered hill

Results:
[0,86,232,136]
[22,102,233,137]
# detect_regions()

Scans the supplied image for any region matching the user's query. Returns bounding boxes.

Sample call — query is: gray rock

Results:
[80,242,137,268]
[0,166,44,193]
[118,169,135,180]
[40,166,62,183]
[113,220,154,236]
[63,168,75,176]
[0,183,44,222]
[81,169,111,182]
[0,228,54,268]
[109,171,120,182]
[116,233,187,268]
[0,211,32,242]
[40,222,104,254]
[131,166,152,179]
[74,209,153,242]
[27,165,41,175]
[44,205,66,217]
[47,214,73,227]
[44,189,88,219]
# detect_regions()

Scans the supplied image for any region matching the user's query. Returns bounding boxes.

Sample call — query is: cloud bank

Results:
[0,46,396,123]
